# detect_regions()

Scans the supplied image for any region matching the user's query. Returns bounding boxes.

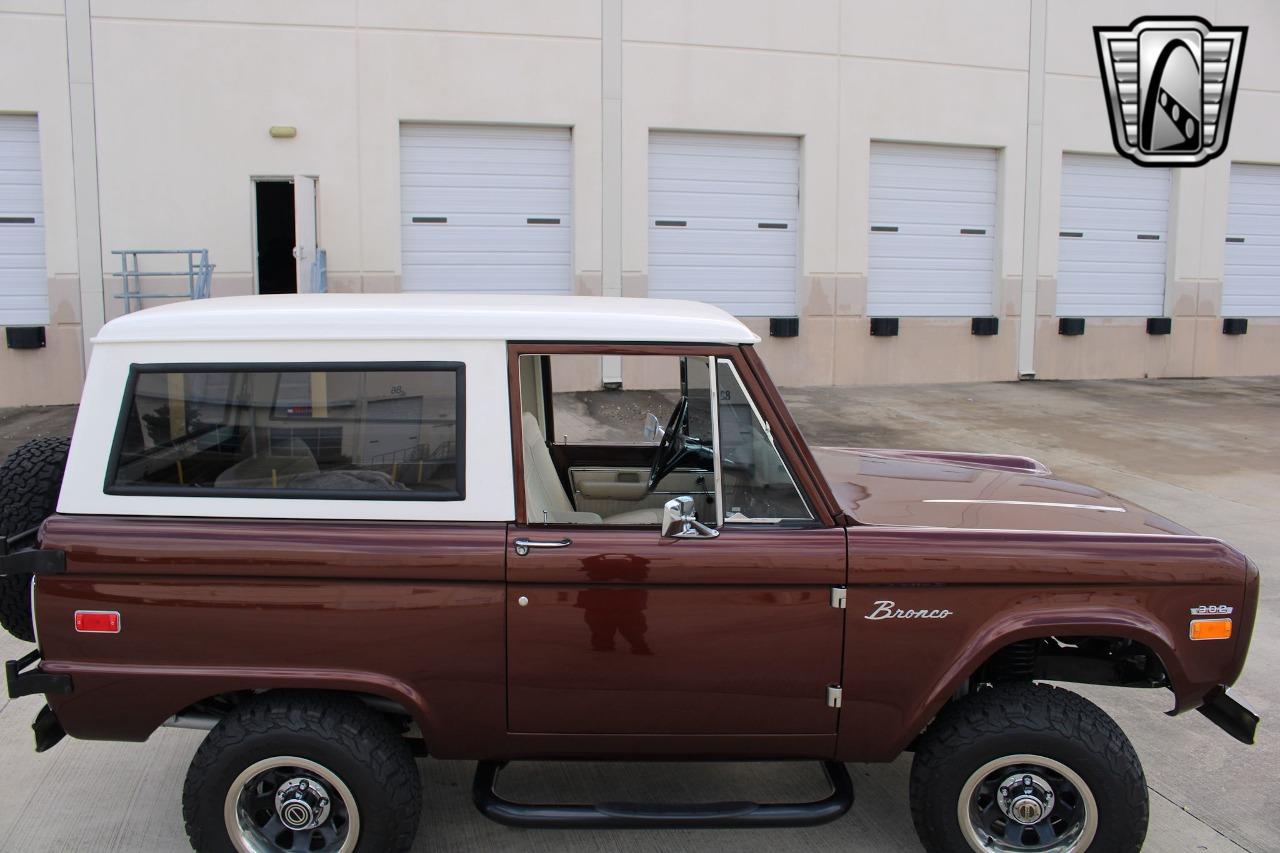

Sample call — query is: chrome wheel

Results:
[224,756,360,853]
[958,754,1097,852]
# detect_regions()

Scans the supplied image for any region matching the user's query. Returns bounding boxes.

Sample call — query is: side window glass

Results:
[517,354,715,525]
[110,364,464,499]
[715,359,813,522]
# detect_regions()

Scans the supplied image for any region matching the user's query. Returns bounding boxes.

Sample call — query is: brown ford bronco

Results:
[0,294,1260,853]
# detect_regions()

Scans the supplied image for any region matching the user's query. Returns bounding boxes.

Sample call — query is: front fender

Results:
[837,584,1243,762]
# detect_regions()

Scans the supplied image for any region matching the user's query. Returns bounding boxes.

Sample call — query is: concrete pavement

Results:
[0,377,1275,852]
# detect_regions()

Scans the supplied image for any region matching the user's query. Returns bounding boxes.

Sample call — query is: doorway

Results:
[255,180,296,294]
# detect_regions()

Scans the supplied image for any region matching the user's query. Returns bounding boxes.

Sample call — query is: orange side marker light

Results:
[1189,618,1232,641]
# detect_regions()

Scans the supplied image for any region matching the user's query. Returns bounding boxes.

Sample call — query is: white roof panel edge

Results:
[93,294,761,346]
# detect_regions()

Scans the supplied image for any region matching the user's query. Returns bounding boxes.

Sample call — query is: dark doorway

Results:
[255,180,296,294]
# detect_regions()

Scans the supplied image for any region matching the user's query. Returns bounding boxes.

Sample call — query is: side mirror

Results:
[661,496,719,540]
[642,412,664,444]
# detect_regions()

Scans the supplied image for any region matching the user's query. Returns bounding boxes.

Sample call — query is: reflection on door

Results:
[576,554,652,655]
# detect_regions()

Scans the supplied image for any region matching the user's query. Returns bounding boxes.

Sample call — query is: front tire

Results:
[182,693,422,853]
[910,683,1147,852]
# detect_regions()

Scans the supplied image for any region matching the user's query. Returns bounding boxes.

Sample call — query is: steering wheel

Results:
[646,396,713,492]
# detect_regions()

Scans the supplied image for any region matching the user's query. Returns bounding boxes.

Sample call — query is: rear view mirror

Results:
[643,412,664,444]
[661,496,719,540]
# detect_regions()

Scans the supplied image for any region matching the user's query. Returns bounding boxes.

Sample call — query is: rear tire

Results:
[910,683,1147,853]
[183,692,422,853]
[0,436,71,642]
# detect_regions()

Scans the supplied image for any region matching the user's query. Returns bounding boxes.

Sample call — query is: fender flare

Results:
[883,608,1186,759]
[45,662,437,745]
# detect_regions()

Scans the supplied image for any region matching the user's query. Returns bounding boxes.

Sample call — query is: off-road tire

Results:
[183,692,422,853]
[910,682,1147,853]
[0,436,71,642]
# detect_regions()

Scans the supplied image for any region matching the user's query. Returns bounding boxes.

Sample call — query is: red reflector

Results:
[74,610,121,633]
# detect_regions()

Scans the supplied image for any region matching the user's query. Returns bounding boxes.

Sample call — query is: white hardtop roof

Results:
[93,293,761,346]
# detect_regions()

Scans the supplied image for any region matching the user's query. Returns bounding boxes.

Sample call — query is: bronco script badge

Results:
[1094,17,1246,167]
[865,600,953,621]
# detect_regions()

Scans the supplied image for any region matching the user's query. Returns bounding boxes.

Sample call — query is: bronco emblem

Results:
[865,600,954,621]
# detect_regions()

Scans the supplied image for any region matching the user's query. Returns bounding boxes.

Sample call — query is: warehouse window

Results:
[108,363,464,499]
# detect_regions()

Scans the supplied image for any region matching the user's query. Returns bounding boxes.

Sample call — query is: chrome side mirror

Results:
[661,496,719,539]
[643,412,665,444]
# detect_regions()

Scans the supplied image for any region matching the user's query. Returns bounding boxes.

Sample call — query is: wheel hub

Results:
[274,776,332,831]
[995,772,1054,826]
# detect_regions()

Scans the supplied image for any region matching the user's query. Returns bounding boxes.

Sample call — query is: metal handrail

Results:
[111,249,215,313]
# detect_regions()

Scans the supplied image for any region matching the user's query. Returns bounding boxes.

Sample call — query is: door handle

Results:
[513,538,572,556]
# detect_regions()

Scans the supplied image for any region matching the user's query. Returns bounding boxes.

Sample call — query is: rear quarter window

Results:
[107,362,465,500]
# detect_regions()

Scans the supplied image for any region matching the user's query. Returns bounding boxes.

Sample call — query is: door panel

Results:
[399,124,571,294]
[293,175,317,291]
[648,132,800,316]
[1057,153,1170,316]
[0,115,48,325]
[569,467,711,518]
[506,525,846,735]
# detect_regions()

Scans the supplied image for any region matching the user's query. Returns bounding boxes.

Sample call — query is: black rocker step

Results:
[472,760,853,829]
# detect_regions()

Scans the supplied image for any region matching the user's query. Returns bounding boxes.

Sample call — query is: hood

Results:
[813,447,1195,536]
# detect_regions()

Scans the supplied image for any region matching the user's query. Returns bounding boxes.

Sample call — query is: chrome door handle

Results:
[513,538,572,556]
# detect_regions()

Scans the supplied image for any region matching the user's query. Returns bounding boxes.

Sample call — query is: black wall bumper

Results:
[1198,687,1259,745]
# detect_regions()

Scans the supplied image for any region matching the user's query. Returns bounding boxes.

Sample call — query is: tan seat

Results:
[520,412,664,525]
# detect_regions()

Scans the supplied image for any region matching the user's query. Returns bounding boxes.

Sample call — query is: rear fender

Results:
[44,663,432,744]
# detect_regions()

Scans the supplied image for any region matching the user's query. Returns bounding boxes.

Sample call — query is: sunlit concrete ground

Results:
[0,377,1274,852]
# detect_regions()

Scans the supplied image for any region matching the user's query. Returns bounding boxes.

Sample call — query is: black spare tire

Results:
[0,436,71,642]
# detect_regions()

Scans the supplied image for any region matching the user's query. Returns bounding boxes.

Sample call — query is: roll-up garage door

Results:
[1224,163,1280,316]
[400,124,571,294]
[648,132,798,317]
[1056,154,1170,317]
[868,143,997,317]
[0,114,47,325]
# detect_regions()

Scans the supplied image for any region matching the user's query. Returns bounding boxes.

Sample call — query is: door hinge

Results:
[826,685,843,709]
[829,586,847,609]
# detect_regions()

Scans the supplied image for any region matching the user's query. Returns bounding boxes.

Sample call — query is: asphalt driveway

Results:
[0,377,1275,852]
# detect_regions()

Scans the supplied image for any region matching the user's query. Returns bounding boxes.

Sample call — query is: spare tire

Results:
[0,436,71,642]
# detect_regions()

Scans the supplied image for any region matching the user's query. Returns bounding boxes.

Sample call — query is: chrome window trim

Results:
[708,356,725,527]
[714,357,813,522]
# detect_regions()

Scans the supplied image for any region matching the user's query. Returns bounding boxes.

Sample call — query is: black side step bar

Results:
[472,760,853,829]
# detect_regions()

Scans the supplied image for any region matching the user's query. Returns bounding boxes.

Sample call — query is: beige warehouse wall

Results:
[90,0,601,303]
[90,11,362,317]
[0,1,83,406]
[1034,0,1280,380]
[357,15,603,290]
[3,0,1280,408]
